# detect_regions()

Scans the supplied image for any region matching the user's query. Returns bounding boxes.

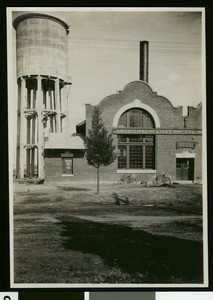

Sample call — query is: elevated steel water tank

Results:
[13,13,69,80]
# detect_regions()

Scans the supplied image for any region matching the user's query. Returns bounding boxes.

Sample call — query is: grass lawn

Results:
[13,181,203,285]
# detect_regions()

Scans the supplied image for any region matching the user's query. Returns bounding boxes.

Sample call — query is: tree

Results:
[85,106,117,194]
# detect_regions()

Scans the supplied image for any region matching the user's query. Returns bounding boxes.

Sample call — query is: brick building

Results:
[44,79,202,183]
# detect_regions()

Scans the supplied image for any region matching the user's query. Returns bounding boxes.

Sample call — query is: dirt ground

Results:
[12,181,204,285]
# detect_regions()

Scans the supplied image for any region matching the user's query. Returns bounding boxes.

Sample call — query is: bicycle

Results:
[118,174,137,184]
[153,172,171,186]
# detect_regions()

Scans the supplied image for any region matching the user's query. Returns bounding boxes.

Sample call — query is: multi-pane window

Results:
[61,153,74,175]
[117,108,155,170]
[118,135,155,169]
[117,145,127,169]
[129,145,143,169]
[118,108,154,128]
[145,146,155,169]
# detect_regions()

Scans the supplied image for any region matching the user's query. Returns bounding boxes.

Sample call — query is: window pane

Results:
[62,157,73,174]
[129,135,144,142]
[118,112,127,127]
[184,162,189,169]
[117,134,127,143]
[145,146,154,169]
[118,145,127,169]
[129,109,143,127]
[143,112,154,128]
[129,145,143,169]
[144,135,154,143]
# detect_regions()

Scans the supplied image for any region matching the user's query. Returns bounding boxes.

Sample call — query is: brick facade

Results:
[44,80,202,183]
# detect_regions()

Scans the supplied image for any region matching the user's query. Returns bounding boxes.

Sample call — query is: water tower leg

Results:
[55,78,61,133]
[19,77,27,178]
[37,75,44,179]
[31,148,35,177]
[26,148,31,177]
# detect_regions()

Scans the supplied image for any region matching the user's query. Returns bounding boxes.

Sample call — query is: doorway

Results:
[176,158,194,181]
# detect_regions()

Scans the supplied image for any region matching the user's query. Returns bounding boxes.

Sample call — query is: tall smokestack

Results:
[140,41,149,83]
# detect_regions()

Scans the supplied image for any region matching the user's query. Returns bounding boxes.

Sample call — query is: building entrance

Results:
[176,158,194,181]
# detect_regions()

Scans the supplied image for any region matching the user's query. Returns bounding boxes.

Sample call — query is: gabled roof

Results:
[44,133,85,150]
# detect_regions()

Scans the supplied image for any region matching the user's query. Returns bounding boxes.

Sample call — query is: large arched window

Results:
[117,108,155,170]
[118,108,154,128]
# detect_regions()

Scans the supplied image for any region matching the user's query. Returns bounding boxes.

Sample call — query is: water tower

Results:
[13,13,71,179]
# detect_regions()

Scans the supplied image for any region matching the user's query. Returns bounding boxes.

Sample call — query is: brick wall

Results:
[156,135,202,181]
[86,81,188,133]
[187,104,202,128]
[44,132,202,183]
[44,149,119,182]
[44,152,157,183]
[44,80,202,183]
[86,81,202,133]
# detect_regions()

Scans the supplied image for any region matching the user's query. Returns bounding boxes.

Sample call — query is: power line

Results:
[69,58,200,65]
[69,42,200,49]
[69,37,200,45]
[72,23,201,37]
[70,48,201,55]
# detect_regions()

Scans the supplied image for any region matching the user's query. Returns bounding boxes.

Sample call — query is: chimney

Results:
[140,41,149,83]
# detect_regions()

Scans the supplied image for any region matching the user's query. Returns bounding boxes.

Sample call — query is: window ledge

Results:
[117,169,156,174]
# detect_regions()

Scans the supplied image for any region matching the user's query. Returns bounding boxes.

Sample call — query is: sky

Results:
[10,8,204,132]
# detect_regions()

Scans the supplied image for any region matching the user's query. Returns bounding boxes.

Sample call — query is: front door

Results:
[176,158,194,181]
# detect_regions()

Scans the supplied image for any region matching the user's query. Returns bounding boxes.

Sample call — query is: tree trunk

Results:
[97,165,100,194]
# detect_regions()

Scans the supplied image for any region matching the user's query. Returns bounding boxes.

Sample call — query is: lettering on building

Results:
[112,128,202,135]
[176,141,196,149]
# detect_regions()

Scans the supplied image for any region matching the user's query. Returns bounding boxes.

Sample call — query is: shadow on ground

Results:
[60,217,203,283]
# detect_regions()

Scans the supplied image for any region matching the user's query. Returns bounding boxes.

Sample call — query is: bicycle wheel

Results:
[153,178,157,185]
[156,179,163,186]
[153,177,163,186]
[140,180,147,187]
[131,178,137,184]
[126,176,131,184]
[164,177,171,185]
